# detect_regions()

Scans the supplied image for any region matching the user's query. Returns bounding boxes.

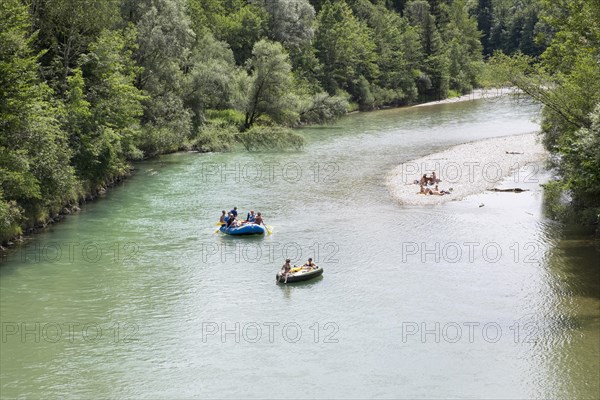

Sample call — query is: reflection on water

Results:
[1,98,598,398]
[539,226,600,399]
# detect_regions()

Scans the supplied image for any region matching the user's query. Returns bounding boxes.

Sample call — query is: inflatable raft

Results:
[276,266,323,283]
[220,223,266,235]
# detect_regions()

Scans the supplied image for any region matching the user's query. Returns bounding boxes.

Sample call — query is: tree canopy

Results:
[484,0,600,224]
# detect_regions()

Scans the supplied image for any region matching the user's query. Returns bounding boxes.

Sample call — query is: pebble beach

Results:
[387,133,548,205]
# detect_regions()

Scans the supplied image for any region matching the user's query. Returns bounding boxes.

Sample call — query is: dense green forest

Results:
[1,0,598,242]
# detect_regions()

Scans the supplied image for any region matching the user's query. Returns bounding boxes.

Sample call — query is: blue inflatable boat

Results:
[220,223,266,235]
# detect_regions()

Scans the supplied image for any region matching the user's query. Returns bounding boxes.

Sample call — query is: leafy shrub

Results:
[192,125,238,152]
[236,126,305,151]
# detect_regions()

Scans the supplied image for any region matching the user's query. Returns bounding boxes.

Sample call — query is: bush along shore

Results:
[0,169,132,251]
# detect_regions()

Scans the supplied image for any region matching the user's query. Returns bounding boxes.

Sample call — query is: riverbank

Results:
[412,87,519,108]
[0,170,131,253]
[387,133,548,205]
[1,88,519,252]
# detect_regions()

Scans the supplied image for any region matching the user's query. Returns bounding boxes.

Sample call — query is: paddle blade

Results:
[267,225,273,235]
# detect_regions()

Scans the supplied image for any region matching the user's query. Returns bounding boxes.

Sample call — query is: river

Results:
[1,97,599,399]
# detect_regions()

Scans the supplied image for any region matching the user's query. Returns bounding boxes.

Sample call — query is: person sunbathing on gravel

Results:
[431,185,452,195]
[418,185,429,194]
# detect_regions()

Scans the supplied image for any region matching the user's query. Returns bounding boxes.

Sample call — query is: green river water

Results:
[1,97,599,399]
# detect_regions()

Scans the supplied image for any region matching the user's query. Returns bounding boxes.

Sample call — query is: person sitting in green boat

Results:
[302,258,317,270]
[219,210,226,224]
[280,259,292,283]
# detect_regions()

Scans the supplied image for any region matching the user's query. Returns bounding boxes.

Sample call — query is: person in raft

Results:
[219,210,227,224]
[302,258,317,270]
[280,259,292,283]
[230,207,238,218]
[226,213,236,228]
[254,212,264,226]
[245,210,256,223]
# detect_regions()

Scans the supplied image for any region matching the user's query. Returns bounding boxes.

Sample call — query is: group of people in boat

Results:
[220,207,265,228]
[215,209,322,283]
[278,258,318,283]
[416,171,452,196]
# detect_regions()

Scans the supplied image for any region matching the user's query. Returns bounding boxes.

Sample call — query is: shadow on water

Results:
[548,225,600,300]
[537,221,600,399]
[276,275,325,300]
[297,125,343,131]
[275,274,324,287]
[216,233,268,244]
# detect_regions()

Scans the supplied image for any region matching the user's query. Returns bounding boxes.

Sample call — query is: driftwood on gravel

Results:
[487,188,529,192]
